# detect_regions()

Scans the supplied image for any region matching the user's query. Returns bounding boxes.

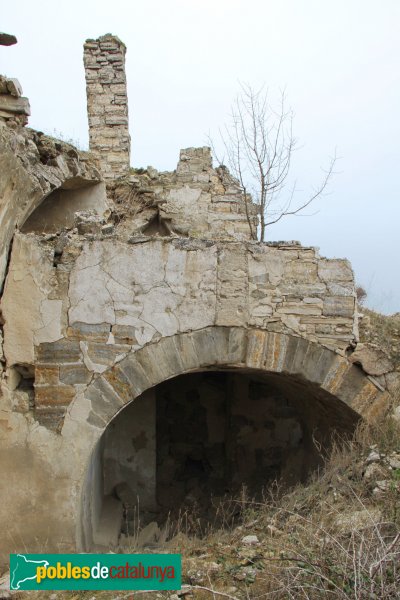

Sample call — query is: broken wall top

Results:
[111,146,259,241]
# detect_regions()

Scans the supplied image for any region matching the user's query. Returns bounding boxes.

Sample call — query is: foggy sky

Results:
[2,0,399,313]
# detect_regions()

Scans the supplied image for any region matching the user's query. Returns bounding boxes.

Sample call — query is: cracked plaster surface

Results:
[68,240,218,346]
[1,234,63,364]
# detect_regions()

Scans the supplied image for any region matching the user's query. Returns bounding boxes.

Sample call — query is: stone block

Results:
[216,246,248,326]
[6,78,23,97]
[171,332,200,373]
[279,282,327,296]
[35,384,76,407]
[67,322,111,342]
[36,339,81,364]
[112,325,138,344]
[0,94,30,115]
[276,303,322,316]
[153,336,185,379]
[281,335,301,372]
[318,259,353,282]
[286,337,312,376]
[104,116,128,125]
[284,261,318,281]
[245,329,268,369]
[262,332,289,372]
[301,344,336,385]
[327,282,354,296]
[349,343,393,376]
[59,364,92,385]
[82,342,130,369]
[35,365,60,385]
[34,407,66,431]
[334,364,367,406]
[190,327,230,367]
[117,356,153,398]
[227,327,248,365]
[323,296,354,318]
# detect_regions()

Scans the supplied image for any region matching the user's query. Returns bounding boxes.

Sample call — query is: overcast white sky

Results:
[1,0,399,313]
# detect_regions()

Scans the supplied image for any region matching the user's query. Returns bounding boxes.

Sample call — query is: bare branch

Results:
[210,84,336,241]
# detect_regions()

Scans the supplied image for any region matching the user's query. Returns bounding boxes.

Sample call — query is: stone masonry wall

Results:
[1,233,361,429]
[112,147,259,241]
[0,124,101,292]
[0,74,30,126]
[83,34,131,181]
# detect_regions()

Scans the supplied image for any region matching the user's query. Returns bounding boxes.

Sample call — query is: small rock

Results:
[234,566,257,582]
[101,223,114,235]
[241,534,259,545]
[206,562,221,573]
[387,454,400,470]
[267,524,283,536]
[335,508,382,532]
[349,343,393,376]
[74,210,102,235]
[366,450,381,464]
[363,462,387,482]
[187,569,205,584]
[147,166,159,179]
[6,78,23,97]
[136,521,160,547]
[373,480,390,495]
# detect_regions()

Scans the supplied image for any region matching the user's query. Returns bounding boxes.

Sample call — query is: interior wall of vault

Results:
[80,368,360,548]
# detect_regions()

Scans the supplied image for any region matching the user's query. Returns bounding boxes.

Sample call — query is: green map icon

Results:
[10,554,49,590]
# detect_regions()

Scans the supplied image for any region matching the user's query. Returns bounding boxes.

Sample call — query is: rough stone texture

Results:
[21,181,108,234]
[0,75,30,125]
[83,34,130,181]
[1,235,360,389]
[0,124,101,293]
[2,234,63,365]
[349,343,394,376]
[2,224,366,432]
[111,147,258,241]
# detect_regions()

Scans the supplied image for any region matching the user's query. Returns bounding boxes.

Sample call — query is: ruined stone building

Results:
[0,34,395,559]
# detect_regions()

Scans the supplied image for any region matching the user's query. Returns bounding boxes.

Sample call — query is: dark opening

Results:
[96,369,359,544]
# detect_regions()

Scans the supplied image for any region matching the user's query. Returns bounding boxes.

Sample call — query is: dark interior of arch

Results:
[88,368,360,546]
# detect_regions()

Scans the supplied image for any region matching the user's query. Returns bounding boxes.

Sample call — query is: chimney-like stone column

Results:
[83,34,131,182]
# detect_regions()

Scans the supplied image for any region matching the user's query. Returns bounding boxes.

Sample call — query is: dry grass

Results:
[7,414,400,600]
[6,309,400,599]
[122,417,400,599]
[359,308,400,368]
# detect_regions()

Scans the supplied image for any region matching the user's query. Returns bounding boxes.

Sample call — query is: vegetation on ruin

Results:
[211,84,337,242]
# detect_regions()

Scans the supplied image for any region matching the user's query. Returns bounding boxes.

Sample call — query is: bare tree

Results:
[212,84,337,241]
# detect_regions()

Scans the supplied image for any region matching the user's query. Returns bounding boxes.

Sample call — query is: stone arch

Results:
[82,327,389,430]
[77,326,390,550]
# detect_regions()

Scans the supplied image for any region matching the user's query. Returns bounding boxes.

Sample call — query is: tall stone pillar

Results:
[83,34,131,182]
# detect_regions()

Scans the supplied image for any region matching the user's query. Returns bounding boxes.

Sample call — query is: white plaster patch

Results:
[80,341,108,373]
[1,234,63,365]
